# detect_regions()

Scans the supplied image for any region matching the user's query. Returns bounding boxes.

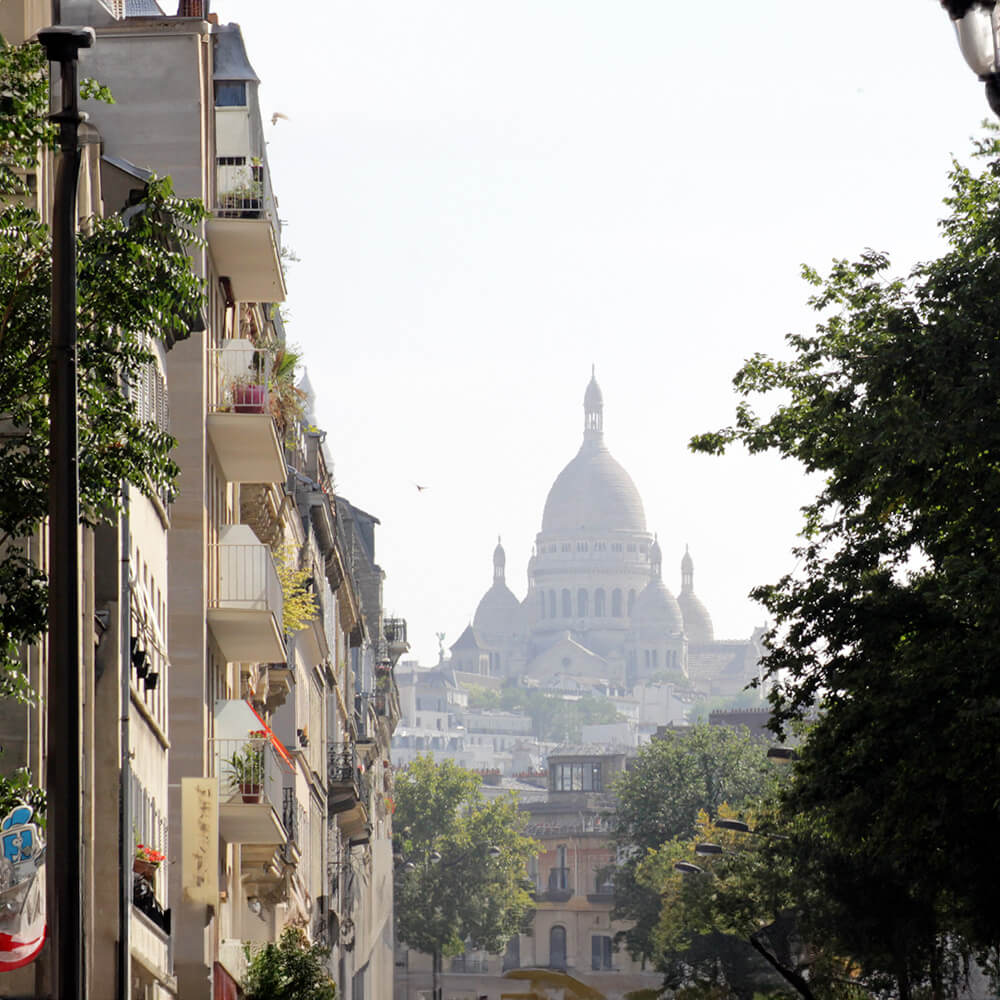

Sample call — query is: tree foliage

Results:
[393,756,537,958]
[0,38,204,800]
[610,725,771,964]
[241,926,336,1000]
[690,131,1000,995]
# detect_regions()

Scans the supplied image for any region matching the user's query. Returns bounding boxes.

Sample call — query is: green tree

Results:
[466,683,622,742]
[691,131,1000,996]
[242,926,336,1000]
[0,38,204,799]
[393,756,537,977]
[610,724,771,964]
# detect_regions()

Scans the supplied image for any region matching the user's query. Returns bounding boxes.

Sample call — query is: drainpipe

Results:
[37,27,94,1000]
[118,475,131,1000]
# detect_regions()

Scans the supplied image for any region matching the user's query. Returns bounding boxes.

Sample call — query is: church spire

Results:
[681,544,694,593]
[650,533,662,579]
[493,536,506,582]
[584,366,604,439]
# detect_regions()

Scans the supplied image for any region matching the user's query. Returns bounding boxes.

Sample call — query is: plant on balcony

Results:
[224,731,268,803]
[268,345,306,438]
[230,372,268,414]
[133,843,166,883]
[274,543,318,636]
[242,926,336,1000]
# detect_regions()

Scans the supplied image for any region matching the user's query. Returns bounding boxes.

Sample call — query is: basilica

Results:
[451,373,764,697]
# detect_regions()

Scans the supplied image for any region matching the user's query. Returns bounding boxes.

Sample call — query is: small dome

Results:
[678,591,714,644]
[632,578,684,635]
[474,581,521,638]
[681,547,693,573]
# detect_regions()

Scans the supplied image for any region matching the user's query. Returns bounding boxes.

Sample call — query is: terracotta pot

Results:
[240,782,261,804]
[232,384,267,414]
[133,858,157,883]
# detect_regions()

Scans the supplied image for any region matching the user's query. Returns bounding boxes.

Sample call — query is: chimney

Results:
[177,0,206,16]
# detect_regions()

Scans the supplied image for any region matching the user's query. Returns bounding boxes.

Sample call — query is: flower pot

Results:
[240,782,261,804]
[133,858,157,883]
[232,384,267,414]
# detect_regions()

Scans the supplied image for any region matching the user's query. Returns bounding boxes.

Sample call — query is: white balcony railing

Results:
[207,525,285,663]
[208,339,273,415]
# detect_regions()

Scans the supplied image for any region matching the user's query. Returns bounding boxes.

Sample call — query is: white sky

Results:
[214,0,986,665]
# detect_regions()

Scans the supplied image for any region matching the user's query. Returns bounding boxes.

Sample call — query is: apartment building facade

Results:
[0,2,405,997]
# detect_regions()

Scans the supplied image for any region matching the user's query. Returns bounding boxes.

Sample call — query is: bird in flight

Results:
[271,112,290,125]
[413,482,429,492]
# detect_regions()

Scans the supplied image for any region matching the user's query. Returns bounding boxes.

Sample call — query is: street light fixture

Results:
[714,818,751,834]
[694,843,724,856]
[940,1,1000,115]
[673,861,703,875]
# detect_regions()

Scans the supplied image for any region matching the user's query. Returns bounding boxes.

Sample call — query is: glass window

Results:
[214,81,247,107]
[577,589,588,617]
[612,589,622,617]
[562,589,572,618]
[595,589,606,616]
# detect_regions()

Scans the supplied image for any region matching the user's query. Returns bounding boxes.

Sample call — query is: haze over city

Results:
[212,0,984,663]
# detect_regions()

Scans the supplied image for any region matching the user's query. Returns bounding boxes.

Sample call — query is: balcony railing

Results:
[450,956,489,973]
[205,340,285,484]
[548,866,570,891]
[211,538,283,614]
[384,618,407,645]
[208,340,273,415]
[212,736,286,845]
[282,786,298,846]
[132,874,170,935]
[215,158,279,236]
[327,741,357,788]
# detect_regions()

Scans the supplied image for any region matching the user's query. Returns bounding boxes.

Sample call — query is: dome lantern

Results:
[584,365,603,438]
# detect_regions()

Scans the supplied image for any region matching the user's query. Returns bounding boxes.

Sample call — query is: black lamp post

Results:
[940,1,1000,115]
[36,25,94,1000]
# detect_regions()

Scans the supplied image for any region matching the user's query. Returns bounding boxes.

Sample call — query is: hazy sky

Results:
[213,0,986,665]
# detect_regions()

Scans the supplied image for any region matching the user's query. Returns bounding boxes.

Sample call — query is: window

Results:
[612,542,623,552]
[592,935,613,970]
[552,762,602,792]
[576,541,588,552]
[595,589,606,616]
[577,589,588,617]
[561,543,571,552]
[539,592,546,619]
[627,543,636,552]
[214,81,247,107]
[549,926,567,970]
[503,935,521,971]
[549,591,557,618]
[612,589,622,617]
[628,589,636,616]
[652,649,658,668]
[562,589,572,618]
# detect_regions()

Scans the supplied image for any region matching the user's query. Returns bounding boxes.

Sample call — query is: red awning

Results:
[245,700,294,770]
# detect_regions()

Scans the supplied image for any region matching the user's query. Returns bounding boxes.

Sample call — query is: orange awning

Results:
[246,699,294,770]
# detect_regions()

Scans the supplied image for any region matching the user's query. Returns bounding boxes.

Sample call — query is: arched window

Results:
[627,589,636,616]
[539,592,546,619]
[595,589,606,616]
[562,589,572,618]
[549,925,567,970]
[548,590,556,619]
[612,589,622,617]
[577,589,588,617]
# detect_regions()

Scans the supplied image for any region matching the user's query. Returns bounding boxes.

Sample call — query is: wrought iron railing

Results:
[282,786,298,846]
[384,618,407,645]
[327,741,357,787]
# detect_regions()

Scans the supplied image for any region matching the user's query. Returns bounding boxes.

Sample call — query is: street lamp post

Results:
[940,1,1000,114]
[36,25,94,1000]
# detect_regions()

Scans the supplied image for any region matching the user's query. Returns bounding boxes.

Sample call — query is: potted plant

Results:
[225,730,267,803]
[232,373,268,414]
[133,843,165,883]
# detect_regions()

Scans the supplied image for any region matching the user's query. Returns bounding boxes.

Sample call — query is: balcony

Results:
[536,867,572,903]
[384,618,410,664]
[206,157,286,304]
[327,741,367,835]
[132,874,170,936]
[206,339,285,484]
[213,736,287,845]
[208,525,285,663]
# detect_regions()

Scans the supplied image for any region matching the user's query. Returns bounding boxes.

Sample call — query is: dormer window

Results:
[215,81,247,107]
